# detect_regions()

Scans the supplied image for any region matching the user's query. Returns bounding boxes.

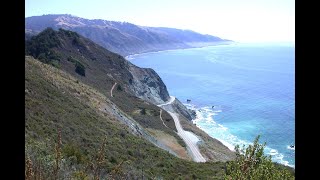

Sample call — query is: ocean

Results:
[127,42,295,167]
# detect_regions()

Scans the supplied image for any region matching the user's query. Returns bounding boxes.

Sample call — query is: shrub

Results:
[67,56,76,63]
[110,156,117,164]
[62,144,86,164]
[75,61,86,76]
[225,135,294,180]
[140,108,146,115]
[117,84,123,91]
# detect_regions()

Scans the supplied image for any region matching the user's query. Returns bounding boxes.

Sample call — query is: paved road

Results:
[158,96,206,162]
[158,96,175,106]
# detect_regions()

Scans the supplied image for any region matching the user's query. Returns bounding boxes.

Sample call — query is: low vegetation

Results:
[75,61,86,76]
[25,56,228,179]
[225,135,295,179]
[111,85,187,148]
[25,27,295,179]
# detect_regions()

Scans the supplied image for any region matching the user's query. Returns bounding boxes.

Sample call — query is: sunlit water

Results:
[128,42,295,167]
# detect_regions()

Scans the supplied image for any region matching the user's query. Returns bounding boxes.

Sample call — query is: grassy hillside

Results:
[25,27,170,105]
[25,56,229,179]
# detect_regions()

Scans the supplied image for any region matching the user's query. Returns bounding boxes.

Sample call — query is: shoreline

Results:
[185,104,295,168]
[125,41,235,60]
[192,115,295,168]
[126,43,294,169]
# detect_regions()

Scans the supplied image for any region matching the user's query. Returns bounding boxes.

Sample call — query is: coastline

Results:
[192,112,295,168]
[126,42,294,169]
[194,107,295,168]
[125,41,235,60]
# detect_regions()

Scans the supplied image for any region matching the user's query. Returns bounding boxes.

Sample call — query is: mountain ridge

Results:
[25,14,232,56]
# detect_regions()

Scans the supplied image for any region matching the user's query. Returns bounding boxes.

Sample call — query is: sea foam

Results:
[184,103,295,168]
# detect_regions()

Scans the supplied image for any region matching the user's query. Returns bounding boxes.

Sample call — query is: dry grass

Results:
[146,128,191,160]
[93,137,107,180]
[25,56,230,179]
[53,128,62,179]
[25,157,34,180]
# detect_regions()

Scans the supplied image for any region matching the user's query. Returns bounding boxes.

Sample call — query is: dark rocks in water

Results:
[187,99,191,103]
[290,145,294,148]
[190,109,197,119]
[212,105,215,108]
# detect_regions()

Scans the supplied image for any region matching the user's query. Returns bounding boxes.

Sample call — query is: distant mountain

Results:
[25,14,232,56]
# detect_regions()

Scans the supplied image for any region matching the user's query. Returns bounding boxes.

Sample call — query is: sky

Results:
[25,0,294,43]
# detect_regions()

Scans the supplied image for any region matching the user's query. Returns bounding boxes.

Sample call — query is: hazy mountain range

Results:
[25,14,232,56]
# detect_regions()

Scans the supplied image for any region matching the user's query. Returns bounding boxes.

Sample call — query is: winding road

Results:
[158,96,206,162]
[158,96,176,106]
[110,82,117,97]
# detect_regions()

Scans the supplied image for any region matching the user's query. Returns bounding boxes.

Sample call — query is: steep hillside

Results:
[25,28,235,164]
[25,27,170,105]
[25,56,228,179]
[25,14,232,56]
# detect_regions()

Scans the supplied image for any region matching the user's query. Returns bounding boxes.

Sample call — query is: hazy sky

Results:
[25,0,294,43]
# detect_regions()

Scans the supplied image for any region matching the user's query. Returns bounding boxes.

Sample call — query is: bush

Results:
[140,108,146,115]
[25,28,61,67]
[110,156,117,164]
[62,144,87,164]
[75,61,86,76]
[67,56,76,63]
[117,84,123,91]
[225,135,294,180]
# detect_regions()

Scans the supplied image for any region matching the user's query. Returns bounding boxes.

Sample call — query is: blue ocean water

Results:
[128,42,295,167]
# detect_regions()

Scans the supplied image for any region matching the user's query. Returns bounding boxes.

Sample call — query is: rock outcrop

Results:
[171,98,196,121]
[129,64,170,104]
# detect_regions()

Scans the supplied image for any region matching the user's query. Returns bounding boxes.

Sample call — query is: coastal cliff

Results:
[25,14,231,56]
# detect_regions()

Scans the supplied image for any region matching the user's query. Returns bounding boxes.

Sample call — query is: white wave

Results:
[218,139,235,151]
[185,102,295,168]
[265,146,294,168]
[268,149,278,156]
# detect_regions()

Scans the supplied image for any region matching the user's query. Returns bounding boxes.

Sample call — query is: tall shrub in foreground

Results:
[224,135,294,180]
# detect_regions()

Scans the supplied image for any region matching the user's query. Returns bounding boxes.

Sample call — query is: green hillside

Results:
[25,56,227,179]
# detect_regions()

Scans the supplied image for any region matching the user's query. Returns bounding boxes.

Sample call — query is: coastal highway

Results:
[158,96,206,162]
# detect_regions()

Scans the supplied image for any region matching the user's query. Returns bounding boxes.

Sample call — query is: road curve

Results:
[158,96,175,106]
[158,96,206,162]
[110,82,117,97]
